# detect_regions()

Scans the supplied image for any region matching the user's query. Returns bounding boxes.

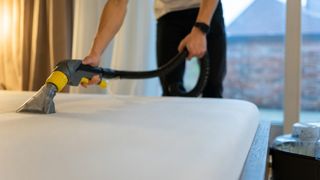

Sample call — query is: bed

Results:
[0,91,269,180]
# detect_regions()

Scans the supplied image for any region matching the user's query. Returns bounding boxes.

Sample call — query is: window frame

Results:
[284,0,302,133]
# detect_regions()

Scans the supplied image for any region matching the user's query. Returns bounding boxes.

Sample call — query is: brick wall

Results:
[224,36,320,111]
[301,38,320,110]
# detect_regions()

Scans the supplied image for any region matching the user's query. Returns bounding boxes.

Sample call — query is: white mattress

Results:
[0,91,259,180]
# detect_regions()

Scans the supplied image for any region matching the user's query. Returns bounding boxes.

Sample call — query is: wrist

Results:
[89,49,101,59]
[193,22,210,35]
[191,26,207,37]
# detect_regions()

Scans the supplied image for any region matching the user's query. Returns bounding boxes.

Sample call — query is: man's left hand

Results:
[178,27,207,59]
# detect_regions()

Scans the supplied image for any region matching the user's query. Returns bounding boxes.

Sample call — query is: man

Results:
[83,0,226,98]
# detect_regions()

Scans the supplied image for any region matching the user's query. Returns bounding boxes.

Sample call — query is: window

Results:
[223,0,287,123]
[300,0,320,122]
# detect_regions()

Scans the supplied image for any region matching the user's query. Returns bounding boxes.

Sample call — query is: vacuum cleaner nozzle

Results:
[16,83,58,114]
[16,60,105,114]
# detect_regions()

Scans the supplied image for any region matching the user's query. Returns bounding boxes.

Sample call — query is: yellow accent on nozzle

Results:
[80,77,89,85]
[81,77,107,89]
[98,80,107,89]
[46,71,68,92]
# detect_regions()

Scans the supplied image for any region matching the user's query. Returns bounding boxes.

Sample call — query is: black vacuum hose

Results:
[78,49,209,97]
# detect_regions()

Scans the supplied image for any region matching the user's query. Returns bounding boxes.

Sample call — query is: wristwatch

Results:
[194,22,210,34]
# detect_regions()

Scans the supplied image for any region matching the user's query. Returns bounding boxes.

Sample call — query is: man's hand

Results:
[82,52,101,67]
[178,0,219,59]
[178,27,207,59]
[81,53,101,87]
[80,0,128,88]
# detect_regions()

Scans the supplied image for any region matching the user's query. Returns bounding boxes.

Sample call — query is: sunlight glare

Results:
[0,5,11,42]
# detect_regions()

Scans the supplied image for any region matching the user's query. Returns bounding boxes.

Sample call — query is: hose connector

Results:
[46,71,68,92]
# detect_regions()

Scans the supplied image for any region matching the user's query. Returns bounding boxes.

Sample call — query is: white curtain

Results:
[72,0,160,96]
[109,0,160,96]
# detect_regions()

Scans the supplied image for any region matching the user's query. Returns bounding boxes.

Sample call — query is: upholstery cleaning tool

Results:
[17,49,209,114]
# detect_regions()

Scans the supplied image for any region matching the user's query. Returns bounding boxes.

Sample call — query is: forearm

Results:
[196,0,219,25]
[90,0,128,57]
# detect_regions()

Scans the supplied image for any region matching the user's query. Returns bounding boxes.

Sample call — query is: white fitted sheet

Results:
[0,91,259,180]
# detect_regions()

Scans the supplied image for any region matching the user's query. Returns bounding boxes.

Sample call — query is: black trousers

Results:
[156,2,226,98]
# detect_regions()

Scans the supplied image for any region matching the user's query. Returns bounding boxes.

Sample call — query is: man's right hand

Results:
[82,52,100,67]
[80,0,128,87]
[81,53,102,87]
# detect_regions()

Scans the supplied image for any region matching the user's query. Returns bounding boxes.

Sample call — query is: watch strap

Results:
[194,22,210,34]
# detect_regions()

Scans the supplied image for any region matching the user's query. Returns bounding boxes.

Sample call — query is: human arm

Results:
[81,0,128,86]
[83,0,128,67]
[178,0,219,59]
